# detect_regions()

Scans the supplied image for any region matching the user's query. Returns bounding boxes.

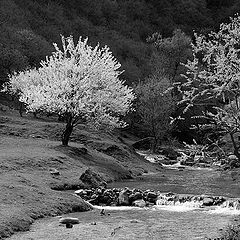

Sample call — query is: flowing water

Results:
[109,167,240,198]
[7,163,240,240]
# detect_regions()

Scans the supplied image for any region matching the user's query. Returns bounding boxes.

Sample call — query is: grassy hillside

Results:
[0,96,158,239]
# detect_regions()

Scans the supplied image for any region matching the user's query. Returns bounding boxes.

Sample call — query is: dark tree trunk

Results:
[151,140,157,153]
[151,136,159,153]
[61,115,74,146]
[230,133,240,161]
[19,102,24,117]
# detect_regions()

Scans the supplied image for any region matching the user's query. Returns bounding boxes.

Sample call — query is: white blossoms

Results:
[5,35,135,129]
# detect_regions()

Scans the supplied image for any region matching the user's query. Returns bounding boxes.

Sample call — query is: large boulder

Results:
[88,194,100,205]
[146,192,158,203]
[129,192,143,204]
[202,197,214,206]
[98,189,115,205]
[80,169,107,188]
[59,217,80,225]
[74,189,88,196]
[228,155,238,161]
[118,189,130,206]
[132,199,146,207]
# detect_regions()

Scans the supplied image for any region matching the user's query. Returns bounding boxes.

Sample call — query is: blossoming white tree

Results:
[176,15,240,159]
[5,36,135,145]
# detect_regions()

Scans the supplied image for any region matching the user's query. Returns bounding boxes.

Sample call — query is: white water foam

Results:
[155,199,203,212]
[92,205,145,210]
[207,206,240,215]
[153,205,199,212]
[154,204,240,215]
[92,204,201,212]
[90,201,240,215]
[92,204,240,215]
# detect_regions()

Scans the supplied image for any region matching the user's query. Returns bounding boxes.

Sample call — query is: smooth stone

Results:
[74,189,86,195]
[132,199,146,207]
[147,192,158,199]
[118,190,129,206]
[59,217,80,225]
[202,197,214,206]
[129,192,143,203]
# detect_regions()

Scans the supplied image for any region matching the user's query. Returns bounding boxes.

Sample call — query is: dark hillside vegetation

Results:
[0,0,239,86]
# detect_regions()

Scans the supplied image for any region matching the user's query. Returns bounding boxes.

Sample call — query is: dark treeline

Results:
[0,0,239,86]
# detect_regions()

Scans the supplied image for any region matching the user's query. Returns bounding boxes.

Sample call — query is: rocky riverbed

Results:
[74,186,235,210]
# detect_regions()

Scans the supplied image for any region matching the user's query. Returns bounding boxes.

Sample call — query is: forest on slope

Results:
[0,0,239,86]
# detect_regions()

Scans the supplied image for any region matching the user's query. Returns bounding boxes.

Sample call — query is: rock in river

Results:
[202,197,214,206]
[118,189,130,206]
[132,199,146,207]
[59,217,80,225]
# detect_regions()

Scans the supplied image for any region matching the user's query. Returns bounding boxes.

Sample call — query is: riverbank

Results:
[7,207,236,240]
[0,108,158,239]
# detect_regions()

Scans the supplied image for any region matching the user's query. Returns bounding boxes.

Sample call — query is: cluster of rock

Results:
[75,187,238,209]
[75,187,158,207]
[140,146,240,170]
[138,147,214,168]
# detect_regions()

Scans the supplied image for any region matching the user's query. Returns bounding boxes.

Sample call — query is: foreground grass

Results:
[219,224,240,240]
[0,135,92,239]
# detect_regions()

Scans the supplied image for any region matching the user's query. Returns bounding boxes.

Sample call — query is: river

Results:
[7,166,240,240]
